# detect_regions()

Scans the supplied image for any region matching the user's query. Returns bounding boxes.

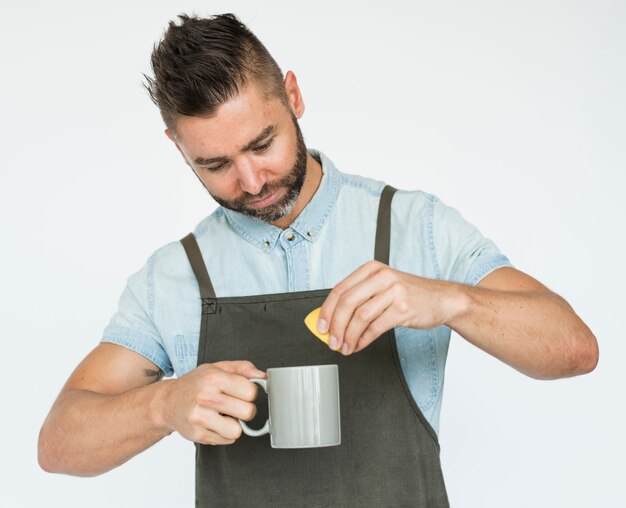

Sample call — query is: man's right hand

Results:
[39,344,265,476]
[159,361,266,445]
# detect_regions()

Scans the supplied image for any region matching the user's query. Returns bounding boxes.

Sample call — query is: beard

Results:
[210,116,308,223]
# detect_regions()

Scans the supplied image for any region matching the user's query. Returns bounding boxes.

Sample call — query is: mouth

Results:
[247,189,282,209]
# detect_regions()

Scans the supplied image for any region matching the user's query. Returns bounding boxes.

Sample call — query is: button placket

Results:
[283,230,309,291]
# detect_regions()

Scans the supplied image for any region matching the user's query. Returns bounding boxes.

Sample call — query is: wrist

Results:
[443,281,471,327]
[148,379,176,435]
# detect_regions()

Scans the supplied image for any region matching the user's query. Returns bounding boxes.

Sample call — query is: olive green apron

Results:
[181,186,449,507]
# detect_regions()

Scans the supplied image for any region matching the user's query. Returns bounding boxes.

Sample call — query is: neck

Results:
[271,153,322,230]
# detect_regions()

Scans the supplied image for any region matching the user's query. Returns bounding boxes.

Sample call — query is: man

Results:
[38,13,598,507]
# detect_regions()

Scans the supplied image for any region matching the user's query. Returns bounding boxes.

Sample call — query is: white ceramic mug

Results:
[239,364,341,449]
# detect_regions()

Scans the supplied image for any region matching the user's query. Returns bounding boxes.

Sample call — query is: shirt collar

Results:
[221,149,342,252]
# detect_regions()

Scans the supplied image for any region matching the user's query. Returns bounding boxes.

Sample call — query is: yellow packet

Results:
[304,307,330,345]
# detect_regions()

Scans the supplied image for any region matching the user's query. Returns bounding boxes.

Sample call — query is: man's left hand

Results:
[316,261,463,355]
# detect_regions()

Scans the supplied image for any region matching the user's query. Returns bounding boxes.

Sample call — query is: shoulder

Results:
[333,166,440,225]
[145,208,227,276]
[392,188,439,215]
[338,168,437,207]
[338,170,385,197]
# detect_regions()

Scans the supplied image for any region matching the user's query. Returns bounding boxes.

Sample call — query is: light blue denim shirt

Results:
[101,149,512,434]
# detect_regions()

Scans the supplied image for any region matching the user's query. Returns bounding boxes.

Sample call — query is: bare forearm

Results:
[38,380,173,476]
[447,285,598,379]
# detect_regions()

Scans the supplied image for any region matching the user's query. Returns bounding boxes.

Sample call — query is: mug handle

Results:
[239,378,270,437]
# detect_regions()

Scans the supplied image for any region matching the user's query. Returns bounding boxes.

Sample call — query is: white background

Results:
[1,0,624,506]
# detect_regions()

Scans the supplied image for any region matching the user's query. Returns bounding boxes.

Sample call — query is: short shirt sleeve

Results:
[100,255,174,377]
[431,197,513,286]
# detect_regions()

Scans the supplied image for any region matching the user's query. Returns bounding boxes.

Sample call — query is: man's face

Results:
[168,82,308,223]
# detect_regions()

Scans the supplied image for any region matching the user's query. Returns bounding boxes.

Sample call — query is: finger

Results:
[330,268,395,353]
[214,360,266,379]
[199,392,258,422]
[210,413,244,441]
[353,311,397,354]
[192,410,243,443]
[200,368,259,403]
[342,291,394,354]
[193,428,237,446]
[318,261,386,336]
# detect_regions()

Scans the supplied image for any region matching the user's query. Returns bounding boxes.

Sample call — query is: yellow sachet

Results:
[304,307,330,345]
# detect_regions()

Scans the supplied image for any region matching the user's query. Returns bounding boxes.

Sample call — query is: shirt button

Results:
[286,232,295,241]
[264,241,270,248]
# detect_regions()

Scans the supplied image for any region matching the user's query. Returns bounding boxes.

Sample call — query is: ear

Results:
[165,129,191,167]
[283,71,305,119]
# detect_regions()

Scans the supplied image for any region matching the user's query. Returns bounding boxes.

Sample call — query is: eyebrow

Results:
[193,125,276,166]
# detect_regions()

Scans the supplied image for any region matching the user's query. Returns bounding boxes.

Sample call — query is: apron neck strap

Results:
[374,185,397,264]
[180,233,216,299]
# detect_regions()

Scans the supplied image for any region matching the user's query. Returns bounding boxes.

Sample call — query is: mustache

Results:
[232,177,293,209]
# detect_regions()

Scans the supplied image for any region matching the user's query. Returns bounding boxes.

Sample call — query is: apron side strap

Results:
[374,185,397,265]
[180,233,217,300]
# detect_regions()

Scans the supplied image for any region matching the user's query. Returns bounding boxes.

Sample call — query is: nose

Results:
[235,158,267,196]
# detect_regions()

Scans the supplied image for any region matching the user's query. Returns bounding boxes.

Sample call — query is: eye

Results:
[253,139,273,153]
[204,162,227,172]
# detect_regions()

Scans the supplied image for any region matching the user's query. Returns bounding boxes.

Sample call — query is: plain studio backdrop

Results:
[1,1,624,506]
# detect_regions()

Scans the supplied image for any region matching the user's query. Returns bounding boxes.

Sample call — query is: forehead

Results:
[174,84,287,157]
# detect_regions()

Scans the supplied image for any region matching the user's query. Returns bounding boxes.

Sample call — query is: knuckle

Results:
[342,333,355,346]
[245,383,259,401]
[330,283,346,298]
[342,291,360,309]
[373,262,385,273]
[397,300,409,314]
[194,363,213,375]
[228,421,243,440]
[368,321,384,337]
[191,429,206,443]
[188,410,203,427]
[359,331,373,346]
[202,370,220,386]
[246,403,257,421]
[234,424,243,439]
[382,268,397,283]
[337,291,352,307]
[341,331,354,345]
[390,280,405,295]
[380,266,395,280]
[355,306,371,322]
[238,401,257,421]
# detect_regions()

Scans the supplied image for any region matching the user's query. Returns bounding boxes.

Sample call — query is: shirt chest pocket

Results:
[174,333,199,376]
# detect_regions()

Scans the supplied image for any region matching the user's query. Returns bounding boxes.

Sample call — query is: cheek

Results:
[196,170,236,197]
[265,137,296,172]
[265,153,288,173]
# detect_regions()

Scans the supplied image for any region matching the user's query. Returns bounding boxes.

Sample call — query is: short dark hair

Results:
[143,13,287,133]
